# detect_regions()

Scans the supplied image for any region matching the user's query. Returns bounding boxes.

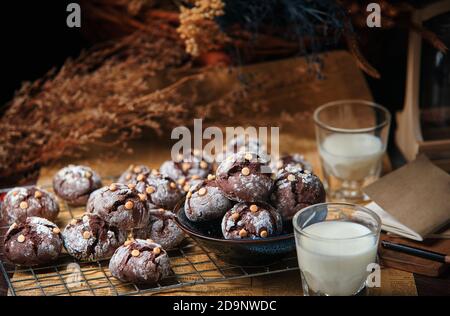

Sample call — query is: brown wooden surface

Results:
[0,134,414,296]
[380,234,450,277]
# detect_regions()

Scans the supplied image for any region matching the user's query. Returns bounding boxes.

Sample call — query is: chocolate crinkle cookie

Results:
[216,152,274,202]
[53,165,102,206]
[160,150,213,181]
[1,186,60,225]
[270,165,326,221]
[271,154,313,174]
[221,202,282,240]
[216,136,266,163]
[86,183,150,230]
[109,239,172,284]
[118,164,152,185]
[119,166,183,210]
[140,172,183,210]
[3,217,63,266]
[184,177,233,222]
[177,175,203,195]
[135,209,185,249]
[62,213,127,261]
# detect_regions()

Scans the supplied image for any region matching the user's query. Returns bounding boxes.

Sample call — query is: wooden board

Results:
[380,234,450,277]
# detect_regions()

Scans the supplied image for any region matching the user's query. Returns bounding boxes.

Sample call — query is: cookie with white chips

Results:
[1,186,59,225]
[86,183,150,230]
[109,239,172,284]
[62,213,127,261]
[160,150,213,181]
[53,165,102,206]
[3,217,63,266]
[216,151,274,202]
[270,165,326,221]
[221,202,282,240]
[270,154,313,174]
[184,176,233,222]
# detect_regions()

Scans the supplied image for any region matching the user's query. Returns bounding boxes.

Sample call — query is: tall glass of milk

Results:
[314,100,391,202]
[293,203,381,296]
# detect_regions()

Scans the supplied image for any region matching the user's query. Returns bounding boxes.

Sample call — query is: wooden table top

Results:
[0,134,420,296]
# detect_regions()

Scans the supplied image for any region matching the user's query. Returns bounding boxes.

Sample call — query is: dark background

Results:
[0,1,410,164]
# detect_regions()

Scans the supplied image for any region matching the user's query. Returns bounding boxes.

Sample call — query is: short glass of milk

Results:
[313,100,391,202]
[293,203,381,296]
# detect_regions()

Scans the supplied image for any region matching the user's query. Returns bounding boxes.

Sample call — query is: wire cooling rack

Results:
[0,181,299,296]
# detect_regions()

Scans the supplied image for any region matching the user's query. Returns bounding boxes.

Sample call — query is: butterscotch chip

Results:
[158,208,165,213]
[287,174,296,182]
[191,175,200,180]
[138,193,147,201]
[231,213,240,220]
[182,162,191,172]
[82,231,91,239]
[19,201,28,209]
[125,201,134,210]
[109,184,117,191]
[183,184,190,192]
[153,247,161,255]
[85,171,92,178]
[151,169,160,176]
[127,183,136,190]
[53,227,61,234]
[249,204,258,213]
[133,166,141,173]
[199,161,208,169]
[207,174,216,181]
[198,188,207,196]
[239,229,248,238]
[34,191,42,199]
[260,230,268,238]
[136,174,145,181]
[124,240,132,246]
[125,174,132,181]
[146,186,155,194]
[169,182,177,189]
[17,235,26,243]
[241,167,250,176]
[131,249,140,257]
[186,191,192,198]
[70,219,78,225]
[244,153,253,161]
[177,178,186,185]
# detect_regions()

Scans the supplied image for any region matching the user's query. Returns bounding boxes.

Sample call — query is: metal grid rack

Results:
[0,181,299,296]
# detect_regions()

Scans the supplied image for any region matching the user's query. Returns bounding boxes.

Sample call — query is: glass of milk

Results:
[314,100,391,202]
[293,203,381,296]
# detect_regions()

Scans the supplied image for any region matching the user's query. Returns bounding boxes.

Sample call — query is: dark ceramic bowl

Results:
[173,201,296,265]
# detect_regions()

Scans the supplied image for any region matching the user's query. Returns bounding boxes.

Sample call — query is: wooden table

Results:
[0,134,419,296]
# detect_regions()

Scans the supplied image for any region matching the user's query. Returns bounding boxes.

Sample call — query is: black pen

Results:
[381,240,450,263]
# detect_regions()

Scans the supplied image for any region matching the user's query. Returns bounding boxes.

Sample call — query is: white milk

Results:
[319,133,383,181]
[296,221,378,296]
